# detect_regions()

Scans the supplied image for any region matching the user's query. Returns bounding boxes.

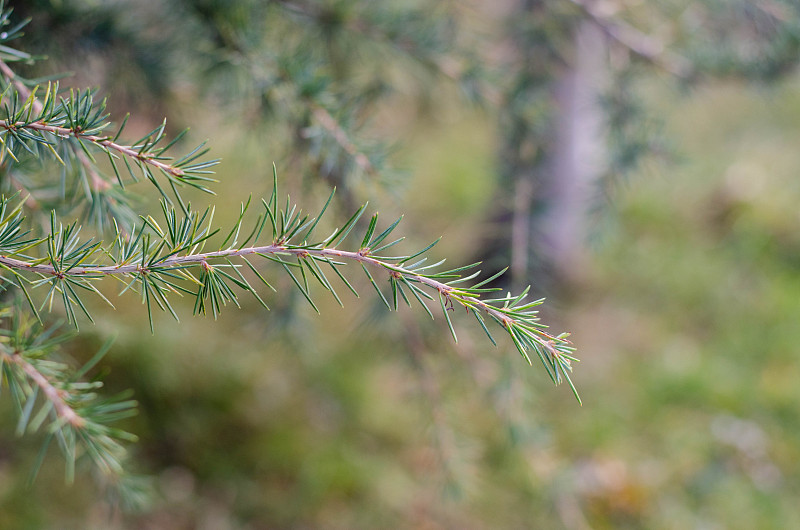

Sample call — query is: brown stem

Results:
[2,351,85,428]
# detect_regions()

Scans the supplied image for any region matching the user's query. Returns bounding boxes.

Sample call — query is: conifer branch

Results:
[0,172,580,401]
[0,106,210,187]
[0,59,110,193]
[1,349,84,427]
[0,306,136,489]
[0,56,219,213]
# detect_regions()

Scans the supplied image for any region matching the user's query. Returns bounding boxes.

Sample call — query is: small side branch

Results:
[2,350,85,428]
[568,0,693,78]
[0,60,110,192]
[310,104,377,177]
[2,120,186,177]
[0,60,218,205]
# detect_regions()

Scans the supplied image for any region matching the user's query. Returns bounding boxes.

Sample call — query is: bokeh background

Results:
[3,0,800,528]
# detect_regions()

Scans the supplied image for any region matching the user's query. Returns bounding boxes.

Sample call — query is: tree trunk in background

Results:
[500,4,607,291]
[545,20,607,280]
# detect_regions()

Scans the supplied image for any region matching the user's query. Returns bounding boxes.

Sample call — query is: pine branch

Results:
[0,60,111,194]
[0,305,137,498]
[2,348,84,427]
[0,59,219,214]
[0,174,580,401]
[0,105,211,190]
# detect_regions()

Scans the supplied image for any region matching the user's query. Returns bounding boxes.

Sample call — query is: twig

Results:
[2,350,85,427]
[0,60,111,192]
[310,104,377,177]
[1,119,186,178]
[568,0,693,78]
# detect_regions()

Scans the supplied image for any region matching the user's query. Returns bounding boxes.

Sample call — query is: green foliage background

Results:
[2,1,800,528]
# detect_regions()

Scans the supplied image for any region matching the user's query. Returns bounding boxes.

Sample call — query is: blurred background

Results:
[3,0,800,528]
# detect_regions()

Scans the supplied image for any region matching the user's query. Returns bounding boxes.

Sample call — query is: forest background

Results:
[2,1,800,528]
